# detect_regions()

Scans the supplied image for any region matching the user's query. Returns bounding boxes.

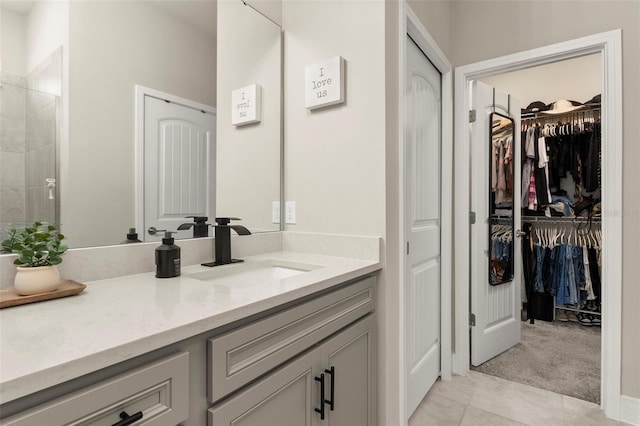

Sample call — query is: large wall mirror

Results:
[0,0,282,249]
[488,112,515,285]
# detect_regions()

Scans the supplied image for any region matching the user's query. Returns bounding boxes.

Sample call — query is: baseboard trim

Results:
[620,395,640,425]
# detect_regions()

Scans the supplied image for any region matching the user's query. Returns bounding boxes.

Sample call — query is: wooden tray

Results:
[0,280,86,309]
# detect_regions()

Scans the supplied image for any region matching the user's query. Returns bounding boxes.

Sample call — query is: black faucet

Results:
[177,216,210,238]
[201,217,251,267]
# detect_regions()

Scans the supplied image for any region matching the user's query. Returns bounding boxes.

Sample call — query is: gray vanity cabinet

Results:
[1,352,189,426]
[208,314,376,426]
[322,315,376,426]
[208,345,317,425]
[0,273,377,426]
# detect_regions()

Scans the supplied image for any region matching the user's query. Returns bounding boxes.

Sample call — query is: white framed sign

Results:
[305,56,345,110]
[232,84,261,125]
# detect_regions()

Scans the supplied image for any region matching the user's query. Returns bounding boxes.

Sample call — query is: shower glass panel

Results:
[0,78,59,240]
[488,112,515,285]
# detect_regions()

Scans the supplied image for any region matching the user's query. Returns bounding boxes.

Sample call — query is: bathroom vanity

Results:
[0,251,379,425]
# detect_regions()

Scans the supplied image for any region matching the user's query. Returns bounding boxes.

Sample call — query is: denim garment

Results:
[565,245,579,306]
[533,245,545,293]
[554,245,570,303]
[549,246,561,296]
[573,246,587,303]
[574,246,586,289]
[551,195,575,217]
[542,248,554,293]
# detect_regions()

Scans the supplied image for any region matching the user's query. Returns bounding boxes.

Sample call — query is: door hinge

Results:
[469,110,476,123]
[470,211,476,224]
[406,242,410,255]
[470,313,476,327]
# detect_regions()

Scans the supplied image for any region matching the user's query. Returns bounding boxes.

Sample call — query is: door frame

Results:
[453,30,623,419]
[399,3,454,422]
[134,85,216,240]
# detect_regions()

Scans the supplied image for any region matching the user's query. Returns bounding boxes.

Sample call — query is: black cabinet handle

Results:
[314,373,325,420]
[324,366,335,411]
[111,410,143,426]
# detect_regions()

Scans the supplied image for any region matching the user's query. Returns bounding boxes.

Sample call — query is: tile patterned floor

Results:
[408,371,628,426]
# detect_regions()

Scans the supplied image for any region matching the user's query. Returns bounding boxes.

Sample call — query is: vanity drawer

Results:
[2,352,189,426]
[207,274,375,403]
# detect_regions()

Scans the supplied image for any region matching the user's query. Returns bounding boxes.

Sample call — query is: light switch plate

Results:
[285,201,296,224]
[272,202,280,224]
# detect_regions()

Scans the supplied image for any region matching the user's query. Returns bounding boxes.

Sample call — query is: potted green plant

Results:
[1,222,68,295]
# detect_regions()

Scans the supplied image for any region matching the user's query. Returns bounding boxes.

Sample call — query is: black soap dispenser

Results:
[155,231,181,278]
[121,227,142,244]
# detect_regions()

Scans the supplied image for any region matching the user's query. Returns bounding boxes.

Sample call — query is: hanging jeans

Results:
[551,245,566,298]
[533,245,545,293]
[556,244,577,306]
[573,246,587,303]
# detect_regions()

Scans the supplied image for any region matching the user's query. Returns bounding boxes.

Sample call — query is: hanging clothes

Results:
[490,223,513,285]
[492,136,514,208]
[524,222,602,322]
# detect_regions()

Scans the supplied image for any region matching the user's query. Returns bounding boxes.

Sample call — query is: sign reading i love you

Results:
[305,56,345,110]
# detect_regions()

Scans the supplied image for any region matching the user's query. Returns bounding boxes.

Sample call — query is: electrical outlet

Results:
[285,201,296,224]
[272,202,280,223]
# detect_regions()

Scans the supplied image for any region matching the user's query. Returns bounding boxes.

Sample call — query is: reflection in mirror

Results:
[0,54,60,234]
[217,0,282,234]
[489,112,515,285]
[0,0,282,249]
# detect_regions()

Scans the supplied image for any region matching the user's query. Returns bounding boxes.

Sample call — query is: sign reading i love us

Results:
[305,56,345,110]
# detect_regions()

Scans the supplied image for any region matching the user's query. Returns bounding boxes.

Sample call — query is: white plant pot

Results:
[14,265,61,296]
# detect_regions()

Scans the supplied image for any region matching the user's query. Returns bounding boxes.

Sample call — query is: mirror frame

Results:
[488,111,515,286]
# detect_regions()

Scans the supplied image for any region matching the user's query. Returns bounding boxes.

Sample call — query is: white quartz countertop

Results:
[0,251,380,404]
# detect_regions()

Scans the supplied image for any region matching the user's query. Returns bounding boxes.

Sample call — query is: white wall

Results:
[406,0,452,59]
[26,1,67,75]
[65,1,216,247]
[245,0,282,27]
[480,53,601,106]
[450,0,640,400]
[283,1,386,237]
[217,0,281,233]
[282,2,391,423]
[0,8,27,76]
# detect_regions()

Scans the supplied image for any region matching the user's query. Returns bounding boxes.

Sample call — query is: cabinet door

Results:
[208,314,376,426]
[208,350,316,426]
[319,315,376,426]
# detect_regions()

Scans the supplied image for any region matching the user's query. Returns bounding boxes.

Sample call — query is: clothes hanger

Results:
[553,226,562,247]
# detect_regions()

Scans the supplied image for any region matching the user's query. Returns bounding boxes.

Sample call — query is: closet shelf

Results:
[522,215,601,223]
[521,103,600,120]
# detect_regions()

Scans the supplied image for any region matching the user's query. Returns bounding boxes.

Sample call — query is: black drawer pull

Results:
[112,410,143,426]
[314,373,325,420]
[325,366,335,411]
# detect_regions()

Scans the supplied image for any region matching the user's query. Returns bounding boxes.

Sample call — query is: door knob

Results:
[147,227,166,235]
[516,229,527,238]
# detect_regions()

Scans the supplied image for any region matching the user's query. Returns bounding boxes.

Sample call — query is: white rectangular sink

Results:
[187,259,323,286]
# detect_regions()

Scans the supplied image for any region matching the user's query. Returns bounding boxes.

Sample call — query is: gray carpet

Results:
[472,320,601,403]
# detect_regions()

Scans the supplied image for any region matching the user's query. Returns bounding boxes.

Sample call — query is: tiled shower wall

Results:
[0,48,61,239]
[0,73,27,238]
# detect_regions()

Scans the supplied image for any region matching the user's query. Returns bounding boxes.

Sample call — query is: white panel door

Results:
[144,96,216,241]
[405,37,441,417]
[470,80,522,366]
